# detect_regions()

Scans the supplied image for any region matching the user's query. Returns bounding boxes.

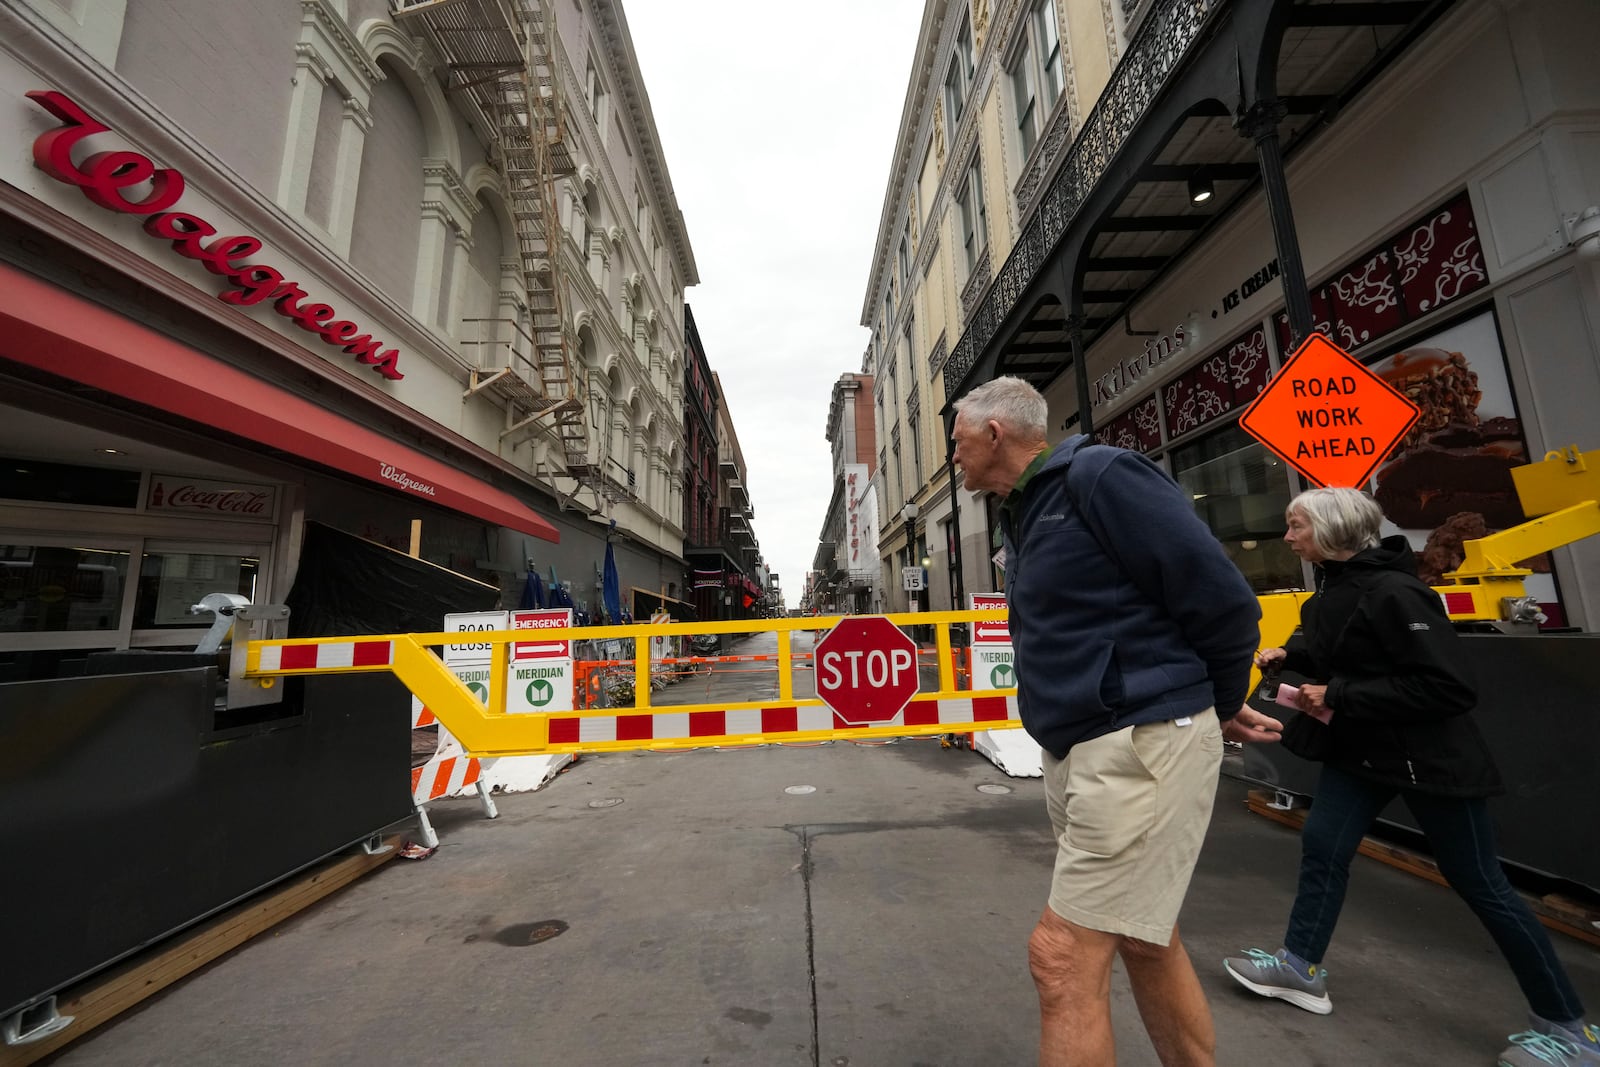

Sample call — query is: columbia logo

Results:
[1407,622,1430,631]
[1038,512,1066,521]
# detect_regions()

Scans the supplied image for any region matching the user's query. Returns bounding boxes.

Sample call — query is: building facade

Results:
[812,372,880,614]
[681,303,724,619]
[0,0,709,1024]
[0,0,702,655]
[860,0,1122,612]
[868,0,1600,637]
[937,0,1600,632]
[709,373,766,619]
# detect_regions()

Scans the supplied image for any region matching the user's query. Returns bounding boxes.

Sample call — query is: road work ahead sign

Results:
[1238,333,1419,487]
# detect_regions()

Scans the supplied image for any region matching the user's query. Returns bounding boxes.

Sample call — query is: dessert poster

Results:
[1367,311,1560,619]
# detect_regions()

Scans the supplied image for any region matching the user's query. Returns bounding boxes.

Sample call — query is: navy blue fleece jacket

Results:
[1000,436,1261,758]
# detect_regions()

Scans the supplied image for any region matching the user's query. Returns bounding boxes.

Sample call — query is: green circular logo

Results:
[525,678,555,707]
[467,681,488,701]
[990,663,1016,688]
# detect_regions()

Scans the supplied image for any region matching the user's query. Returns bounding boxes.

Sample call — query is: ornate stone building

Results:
[811,372,879,614]
[860,0,1122,611]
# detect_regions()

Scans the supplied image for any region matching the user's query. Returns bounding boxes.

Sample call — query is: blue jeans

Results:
[1284,764,1585,1022]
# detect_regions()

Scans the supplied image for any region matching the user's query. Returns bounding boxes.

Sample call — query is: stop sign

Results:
[813,616,920,726]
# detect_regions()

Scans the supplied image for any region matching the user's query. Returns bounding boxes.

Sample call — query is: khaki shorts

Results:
[1041,708,1223,945]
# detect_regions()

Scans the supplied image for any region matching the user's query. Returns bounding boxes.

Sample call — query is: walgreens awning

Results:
[0,262,559,543]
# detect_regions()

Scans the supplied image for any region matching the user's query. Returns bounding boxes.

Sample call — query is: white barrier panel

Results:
[973,727,1042,778]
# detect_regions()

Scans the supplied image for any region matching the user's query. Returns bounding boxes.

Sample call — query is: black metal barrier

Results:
[0,667,413,1020]
[1240,632,1600,894]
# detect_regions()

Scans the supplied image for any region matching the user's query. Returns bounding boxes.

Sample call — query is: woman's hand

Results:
[1296,684,1334,724]
[1254,647,1288,670]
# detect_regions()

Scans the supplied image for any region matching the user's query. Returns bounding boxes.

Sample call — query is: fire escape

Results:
[392,0,629,508]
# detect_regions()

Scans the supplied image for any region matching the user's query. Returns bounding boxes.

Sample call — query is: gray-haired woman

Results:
[1222,487,1597,1067]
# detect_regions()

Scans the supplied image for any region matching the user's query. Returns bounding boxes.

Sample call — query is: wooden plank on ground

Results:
[0,837,399,1066]
[1245,791,1600,950]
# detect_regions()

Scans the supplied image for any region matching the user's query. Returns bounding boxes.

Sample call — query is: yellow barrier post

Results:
[934,620,955,694]
[776,628,794,703]
[488,638,508,717]
[634,635,651,709]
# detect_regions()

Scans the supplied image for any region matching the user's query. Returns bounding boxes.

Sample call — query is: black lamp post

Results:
[901,501,919,613]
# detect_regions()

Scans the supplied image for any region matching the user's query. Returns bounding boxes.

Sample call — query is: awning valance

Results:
[0,263,559,543]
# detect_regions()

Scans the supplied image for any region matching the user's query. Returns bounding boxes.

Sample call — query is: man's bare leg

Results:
[1119,925,1216,1067]
[1029,907,1122,1067]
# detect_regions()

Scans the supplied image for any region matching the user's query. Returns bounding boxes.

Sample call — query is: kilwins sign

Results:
[26,90,404,381]
[148,475,276,518]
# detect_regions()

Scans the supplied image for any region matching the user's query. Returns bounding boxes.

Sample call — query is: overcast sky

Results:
[624,0,926,601]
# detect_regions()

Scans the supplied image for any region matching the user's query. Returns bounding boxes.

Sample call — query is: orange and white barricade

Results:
[410,695,498,848]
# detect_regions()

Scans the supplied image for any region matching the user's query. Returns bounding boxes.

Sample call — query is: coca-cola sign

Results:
[148,475,276,517]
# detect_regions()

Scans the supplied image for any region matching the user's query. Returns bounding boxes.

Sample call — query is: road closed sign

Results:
[443,611,508,666]
[1238,333,1420,487]
[813,615,920,727]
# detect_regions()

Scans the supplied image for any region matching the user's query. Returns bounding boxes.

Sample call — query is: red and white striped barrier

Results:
[544,694,1018,746]
[258,639,394,672]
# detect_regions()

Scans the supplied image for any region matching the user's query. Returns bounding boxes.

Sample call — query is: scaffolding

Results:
[392,0,630,507]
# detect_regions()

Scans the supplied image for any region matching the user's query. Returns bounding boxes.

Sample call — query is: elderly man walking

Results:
[951,376,1280,1066]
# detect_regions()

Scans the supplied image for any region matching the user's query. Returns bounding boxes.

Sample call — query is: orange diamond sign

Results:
[1238,333,1420,488]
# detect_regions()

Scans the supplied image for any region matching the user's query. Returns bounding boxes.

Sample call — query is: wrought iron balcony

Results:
[942,0,1219,398]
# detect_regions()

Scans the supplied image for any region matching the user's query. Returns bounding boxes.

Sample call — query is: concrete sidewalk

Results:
[52,742,1600,1066]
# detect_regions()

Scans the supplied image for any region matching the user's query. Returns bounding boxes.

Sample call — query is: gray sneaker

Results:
[1499,1023,1600,1066]
[1223,947,1332,1015]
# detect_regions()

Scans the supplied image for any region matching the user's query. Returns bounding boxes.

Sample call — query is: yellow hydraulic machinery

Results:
[1430,445,1600,627]
[1254,444,1600,655]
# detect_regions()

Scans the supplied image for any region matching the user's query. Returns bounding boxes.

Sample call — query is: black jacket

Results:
[1282,535,1502,797]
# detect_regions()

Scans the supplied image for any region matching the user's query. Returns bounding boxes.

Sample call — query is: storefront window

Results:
[0,543,131,633]
[133,550,261,630]
[1169,423,1302,592]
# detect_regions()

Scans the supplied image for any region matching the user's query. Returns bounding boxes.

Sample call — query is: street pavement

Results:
[50,631,1600,1066]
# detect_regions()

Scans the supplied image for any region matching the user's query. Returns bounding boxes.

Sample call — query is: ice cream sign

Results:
[1238,334,1420,487]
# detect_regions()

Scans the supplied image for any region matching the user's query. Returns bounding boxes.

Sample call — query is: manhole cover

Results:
[493,919,569,946]
[784,785,817,795]
[587,797,624,808]
[976,783,1013,795]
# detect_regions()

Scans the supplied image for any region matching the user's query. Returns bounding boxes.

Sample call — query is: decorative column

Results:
[1066,311,1093,435]
[1237,98,1314,347]
[277,45,332,216]
[495,259,526,372]
[325,97,373,257]
[279,2,378,243]
[417,160,477,330]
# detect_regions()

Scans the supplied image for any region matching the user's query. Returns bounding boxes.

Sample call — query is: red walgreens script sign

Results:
[813,616,920,727]
[27,90,403,381]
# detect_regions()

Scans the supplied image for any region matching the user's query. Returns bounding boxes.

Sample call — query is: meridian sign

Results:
[1238,333,1420,487]
[813,616,920,727]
